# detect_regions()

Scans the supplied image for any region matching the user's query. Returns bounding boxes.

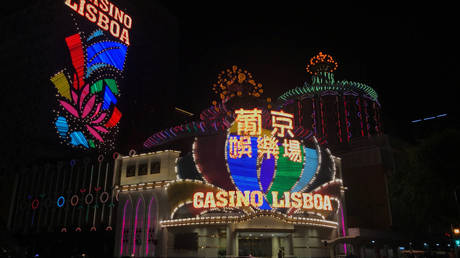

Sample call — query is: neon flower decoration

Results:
[50,31,128,151]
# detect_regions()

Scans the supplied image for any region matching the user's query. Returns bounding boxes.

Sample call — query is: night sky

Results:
[1,1,458,162]
[160,2,458,138]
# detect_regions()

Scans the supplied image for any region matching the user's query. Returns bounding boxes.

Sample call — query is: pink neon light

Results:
[82,95,96,118]
[146,196,155,255]
[93,125,108,133]
[59,100,79,118]
[90,102,102,120]
[120,200,130,256]
[132,198,142,256]
[79,84,90,110]
[341,205,347,254]
[71,90,78,105]
[86,125,104,142]
[91,112,107,124]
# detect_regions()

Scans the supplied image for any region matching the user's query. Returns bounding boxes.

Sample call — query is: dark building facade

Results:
[277,52,394,231]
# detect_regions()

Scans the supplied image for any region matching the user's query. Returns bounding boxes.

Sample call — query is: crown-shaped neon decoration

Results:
[212,65,263,102]
[306,52,338,75]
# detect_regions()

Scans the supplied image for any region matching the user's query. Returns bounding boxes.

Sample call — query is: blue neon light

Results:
[70,131,89,148]
[86,41,127,71]
[102,86,117,110]
[57,196,65,207]
[87,29,104,41]
[226,135,271,210]
[85,63,109,78]
[291,147,318,192]
[424,116,436,120]
[411,119,422,123]
[55,116,68,138]
[436,113,447,117]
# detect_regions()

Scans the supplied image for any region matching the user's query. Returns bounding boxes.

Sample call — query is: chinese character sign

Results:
[226,108,310,210]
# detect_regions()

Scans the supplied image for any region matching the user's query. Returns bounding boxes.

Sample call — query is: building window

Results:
[150,161,160,174]
[138,163,148,176]
[126,165,136,177]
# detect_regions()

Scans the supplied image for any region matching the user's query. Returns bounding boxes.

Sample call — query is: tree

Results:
[389,128,460,233]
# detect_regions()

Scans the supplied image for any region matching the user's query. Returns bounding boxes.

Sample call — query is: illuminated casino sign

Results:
[64,0,132,45]
[193,191,332,210]
[50,0,131,151]
[192,108,325,211]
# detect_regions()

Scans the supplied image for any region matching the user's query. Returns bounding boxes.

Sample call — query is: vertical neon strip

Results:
[357,97,364,137]
[120,199,130,256]
[364,99,370,137]
[341,205,347,254]
[297,100,302,126]
[336,96,342,143]
[146,196,154,255]
[343,96,350,143]
[373,102,379,134]
[320,97,326,138]
[312,98,317,135]
[132,198,142,256]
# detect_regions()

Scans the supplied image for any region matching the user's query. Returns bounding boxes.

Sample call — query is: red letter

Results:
[85,3,98,23]
[313,194,323,210]
[97,12,110,31]
[123,14,132,29]
[119,28,130,46]
[108,1,114,16]
[204,192,216,208]
[250,191,263,207]
[216,191,228,208]
[99,0,109,12]
[272,191,284,208]
[291,192,302,208]
[65,0,78,12]
[302,193,313,209]
[110,20,120,37]
[77,0,86,16]
[323,195,332,211]
[193,192,204,208]
[114,6,124,24]
[236,191,250,207]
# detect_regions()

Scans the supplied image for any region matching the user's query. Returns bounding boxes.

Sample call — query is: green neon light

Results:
[278,80,378,103]
[90,80,103,94]
[266,145,305,204]
[105,79,119,95]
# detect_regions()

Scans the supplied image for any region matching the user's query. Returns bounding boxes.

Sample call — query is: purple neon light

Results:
[120,199,130,256]
[260,157,275,193]
[341,204,347,254]
[132,198,142,256]
[146,196,155,255]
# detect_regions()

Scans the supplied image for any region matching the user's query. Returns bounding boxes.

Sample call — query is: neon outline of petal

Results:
[79,84,90,110]
[73,73,79,90]
[82,95,96,118]
[90,102,102,120]
[93,125,108,133]
[71,90,78,106]
[59,100,79,118]
[86,125,104,142]
[91,112,107,124]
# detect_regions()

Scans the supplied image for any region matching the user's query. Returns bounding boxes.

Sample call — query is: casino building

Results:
[8,53,394,257]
